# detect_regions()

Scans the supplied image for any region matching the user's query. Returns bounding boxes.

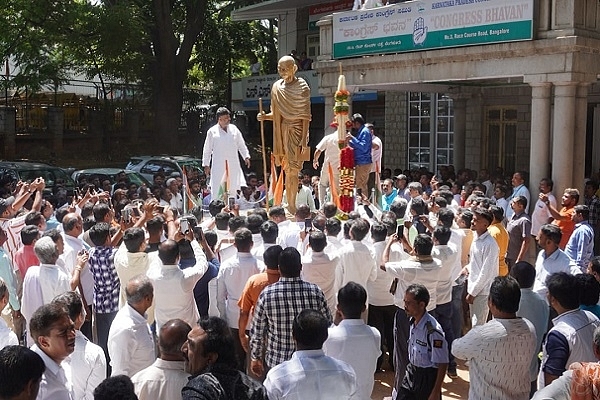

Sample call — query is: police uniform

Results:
[397,312,449,400]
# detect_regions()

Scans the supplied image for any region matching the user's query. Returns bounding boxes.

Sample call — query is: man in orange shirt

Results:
[540,188,579,249]
[238,245,282,378]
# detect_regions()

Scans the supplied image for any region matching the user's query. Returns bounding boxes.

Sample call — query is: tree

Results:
[0,0,269,151]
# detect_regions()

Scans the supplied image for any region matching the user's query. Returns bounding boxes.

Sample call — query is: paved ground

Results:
[372,359,470,399]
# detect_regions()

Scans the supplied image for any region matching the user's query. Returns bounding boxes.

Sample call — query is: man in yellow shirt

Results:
[488,205,509,276]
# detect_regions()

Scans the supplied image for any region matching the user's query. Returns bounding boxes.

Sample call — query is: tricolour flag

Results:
[216,160,230,201]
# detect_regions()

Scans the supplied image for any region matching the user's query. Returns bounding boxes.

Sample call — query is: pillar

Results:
[528,82,552,199]
[551,82,577,197]
[0,107,16,158]
[452,97,467,170]
[47,106,64,154]
[573,83,589,192]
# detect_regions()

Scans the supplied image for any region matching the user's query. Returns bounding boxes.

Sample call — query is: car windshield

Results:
[20,168,74,187]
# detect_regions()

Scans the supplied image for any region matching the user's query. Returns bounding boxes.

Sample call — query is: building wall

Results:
[383,91,407,171]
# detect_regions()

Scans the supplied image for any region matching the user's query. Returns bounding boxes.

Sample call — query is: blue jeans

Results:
[431,302,455,369]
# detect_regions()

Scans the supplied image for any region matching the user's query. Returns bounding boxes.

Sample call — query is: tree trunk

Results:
[153,72,184,152]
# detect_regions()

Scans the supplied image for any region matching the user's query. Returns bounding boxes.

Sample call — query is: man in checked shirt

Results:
[249,247,332,377]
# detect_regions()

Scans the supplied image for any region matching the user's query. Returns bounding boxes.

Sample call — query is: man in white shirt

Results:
[323,282,380,399]
[60,213,94,339]
[30,302,76,400]
[107,275,156,377]
[510,261,550,396]
[313,128,341,207]
[52,291,106,399]
[264,309,357,399]
[21,237,71,346]
[251,220,279,262]
[0,345,45,399]
[215,227,261,370]
[532,224,580,302]
[531,178,557,238]
[0,278,18,349]
[368,123,382,195]
[453,276,537,400]
[148,233,208,332]
[367,218,406,371]
[301,231,339,316]
[132,319,191,400]
[324,218,344,255]
[335,218,378,296]
[268,206,300,249]
[382,233,442,391]
[465,208,500,327]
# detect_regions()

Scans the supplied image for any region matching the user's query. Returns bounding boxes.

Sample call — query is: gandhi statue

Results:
[258,55,311,213]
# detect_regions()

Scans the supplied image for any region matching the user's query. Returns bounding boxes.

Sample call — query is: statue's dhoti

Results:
[279,119,308,213]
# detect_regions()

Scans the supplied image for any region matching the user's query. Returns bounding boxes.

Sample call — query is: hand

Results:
[12,310,22,320]
[203,166,210,176]
[250,359,264,377]
[76,251,89,266]
[313,160,319,169]
[240,333,250,353]
[465,294,475,304]
[412,17,428,45]
[345,132,353,141]
[244,158,251,168]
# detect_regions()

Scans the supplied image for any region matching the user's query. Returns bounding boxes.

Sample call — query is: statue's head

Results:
[277,56,297,80]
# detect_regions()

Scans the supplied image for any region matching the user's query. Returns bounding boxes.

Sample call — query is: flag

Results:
[181,166,193,212]
[273,163,284,206]
[374,160,381,205]
[328,162,340,208]
[216,160,230,201]
[268,154,277,202]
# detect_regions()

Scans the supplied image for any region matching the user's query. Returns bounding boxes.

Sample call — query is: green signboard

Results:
[332,0,533,58]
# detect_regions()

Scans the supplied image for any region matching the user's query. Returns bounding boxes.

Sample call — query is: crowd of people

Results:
[0,154,599,400]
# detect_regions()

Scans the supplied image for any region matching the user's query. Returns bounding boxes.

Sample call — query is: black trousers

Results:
[397,363,440,400]
[368,304,398,370]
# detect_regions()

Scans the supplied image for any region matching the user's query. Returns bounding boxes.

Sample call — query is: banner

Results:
[332,0,533,58]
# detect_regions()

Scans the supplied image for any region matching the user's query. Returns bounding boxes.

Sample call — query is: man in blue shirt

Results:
[565,205,595,273]
[347,113,373,196]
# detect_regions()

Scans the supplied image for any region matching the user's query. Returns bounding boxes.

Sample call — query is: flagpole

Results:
[259,98,270,211]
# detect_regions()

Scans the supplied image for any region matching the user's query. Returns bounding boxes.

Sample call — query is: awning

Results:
[231,0,330,21]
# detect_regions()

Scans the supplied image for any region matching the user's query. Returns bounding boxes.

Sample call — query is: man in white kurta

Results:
[313,129,341,207]
[202,107,251,196]
[147,238,207,332]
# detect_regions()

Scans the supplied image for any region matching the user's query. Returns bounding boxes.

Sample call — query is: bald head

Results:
[62,213,82,236]
[158,319,192,360]
[125,275,153,308]
[279,55,296,68]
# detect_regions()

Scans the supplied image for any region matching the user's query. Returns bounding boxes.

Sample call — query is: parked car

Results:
[125,155,204,183]
[71,168,151,191]
[0,161,77,201]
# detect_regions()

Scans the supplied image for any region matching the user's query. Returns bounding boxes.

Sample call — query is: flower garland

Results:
[339,147,355,212]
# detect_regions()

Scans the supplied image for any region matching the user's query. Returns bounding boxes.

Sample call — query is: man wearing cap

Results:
[313,125,341,207]
[0,177,45,265]
[368,123,382,195]
[347,113,373,196]
[202,107,251,198]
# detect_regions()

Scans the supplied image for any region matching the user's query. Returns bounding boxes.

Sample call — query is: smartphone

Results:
[131,207,141,217]
[156,205,165,213]
[122,208,131,223]
[356,188,362,197]
[396,224,404,238]
[180,218,190,234]
[304,218,312,232]
[228,197,235,209]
